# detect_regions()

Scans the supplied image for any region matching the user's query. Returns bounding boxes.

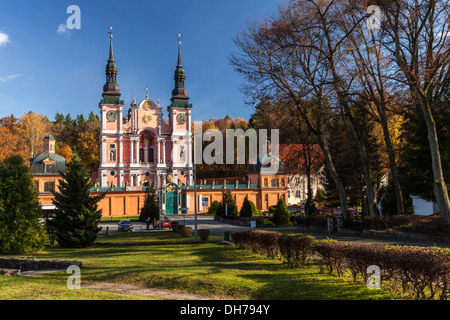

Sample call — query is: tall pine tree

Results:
[51,154,106,248]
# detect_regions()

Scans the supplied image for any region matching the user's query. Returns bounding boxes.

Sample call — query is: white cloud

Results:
[0,32,10,46]
[0,74,22,83]
[57,24,68,34]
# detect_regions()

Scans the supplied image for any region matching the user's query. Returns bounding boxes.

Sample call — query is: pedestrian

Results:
[146,217,150,230]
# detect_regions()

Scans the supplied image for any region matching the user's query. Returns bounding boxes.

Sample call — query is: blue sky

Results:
[0,0,278,122]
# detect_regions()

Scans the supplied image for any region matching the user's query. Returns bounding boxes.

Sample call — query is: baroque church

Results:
[97,34,193,191]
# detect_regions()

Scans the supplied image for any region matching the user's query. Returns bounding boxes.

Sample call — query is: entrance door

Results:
[165,184,178,215]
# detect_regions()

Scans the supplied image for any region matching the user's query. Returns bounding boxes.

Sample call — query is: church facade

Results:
[97,35,193,191]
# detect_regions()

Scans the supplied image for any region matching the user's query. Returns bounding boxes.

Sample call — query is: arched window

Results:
[179,146,185,162]
[139,148,145,163]
[271,178,279,188]
[148,148,154,163]
[109,150,116,162]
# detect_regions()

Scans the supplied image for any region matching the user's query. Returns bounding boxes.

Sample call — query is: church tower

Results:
[98,31,125,188]
[167,37,193,186]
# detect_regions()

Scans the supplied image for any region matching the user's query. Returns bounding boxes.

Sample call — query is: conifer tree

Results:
[0,156,46,253]
[139,182,159,222]
[273,198,290,226]
[239,196,253,217]
[217,189,238,217]
[51,154,106,248]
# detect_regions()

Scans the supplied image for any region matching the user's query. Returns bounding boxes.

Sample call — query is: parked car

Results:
[118,219,133,232]
[157,219,172,230]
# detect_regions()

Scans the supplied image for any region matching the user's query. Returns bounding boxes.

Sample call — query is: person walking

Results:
[146,217,150,230]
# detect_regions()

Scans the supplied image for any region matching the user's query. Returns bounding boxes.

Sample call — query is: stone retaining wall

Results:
[0,257,82,271]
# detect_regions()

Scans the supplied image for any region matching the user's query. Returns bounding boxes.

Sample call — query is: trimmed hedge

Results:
[231,230,450,300]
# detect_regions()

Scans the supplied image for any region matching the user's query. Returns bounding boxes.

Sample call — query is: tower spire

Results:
[102,26,121,101]
[171,33,189,105]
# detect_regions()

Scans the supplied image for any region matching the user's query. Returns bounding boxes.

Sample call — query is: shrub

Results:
[231,229,450,300]
[240,196,253,217]
[208,201,220,215]
[181,226,192,238]
[198,229,210,241]
[171,221,179,233]
[177,225,185,234]
[278,234,315,267]
[272,198,290,226]
[216,189,238,217]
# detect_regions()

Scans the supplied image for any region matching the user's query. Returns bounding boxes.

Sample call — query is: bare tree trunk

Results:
[345,113,378,217]
[419,97,450,225]
[316,135,349,221]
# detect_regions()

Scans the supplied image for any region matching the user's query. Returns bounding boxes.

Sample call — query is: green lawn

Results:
[0,232,404,300]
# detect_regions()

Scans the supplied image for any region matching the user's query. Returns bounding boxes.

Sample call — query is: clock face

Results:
[176,113,187,124]
[107,110,118,122]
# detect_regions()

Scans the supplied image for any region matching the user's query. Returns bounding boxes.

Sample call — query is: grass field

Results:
[0,231,405,300]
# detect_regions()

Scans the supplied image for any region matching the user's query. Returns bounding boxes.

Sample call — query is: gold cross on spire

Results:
[178,33,182,46]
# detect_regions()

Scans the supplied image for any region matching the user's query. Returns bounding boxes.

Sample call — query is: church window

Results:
[179,146,185,162]
[148,148,154,163]
[139,148,145,163]
[109,150,116,162]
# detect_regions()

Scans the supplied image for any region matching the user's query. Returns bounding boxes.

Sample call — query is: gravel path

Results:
[83,281,223,300]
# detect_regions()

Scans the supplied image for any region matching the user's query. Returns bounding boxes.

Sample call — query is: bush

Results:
[177,225,185,234]
[171,221,179,233]
[240,196,253,217]
[231,229,450,300]
[198,229,210,241]
[278,234,315,267]
[216,189,238,217]
[208,201,220,215]
[181,226,192,238]
[272,198,290,226]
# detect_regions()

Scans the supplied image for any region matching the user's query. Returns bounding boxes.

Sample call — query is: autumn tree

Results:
[0,116,22,162]
[229,1,352,219]
[377,0,450,225]
[18,111,51,159]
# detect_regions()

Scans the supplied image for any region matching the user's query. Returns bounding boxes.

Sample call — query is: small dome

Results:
[43,135,55,141]
[30,153,67,175]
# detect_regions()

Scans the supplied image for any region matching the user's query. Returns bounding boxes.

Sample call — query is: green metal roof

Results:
[30,153,67,175]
